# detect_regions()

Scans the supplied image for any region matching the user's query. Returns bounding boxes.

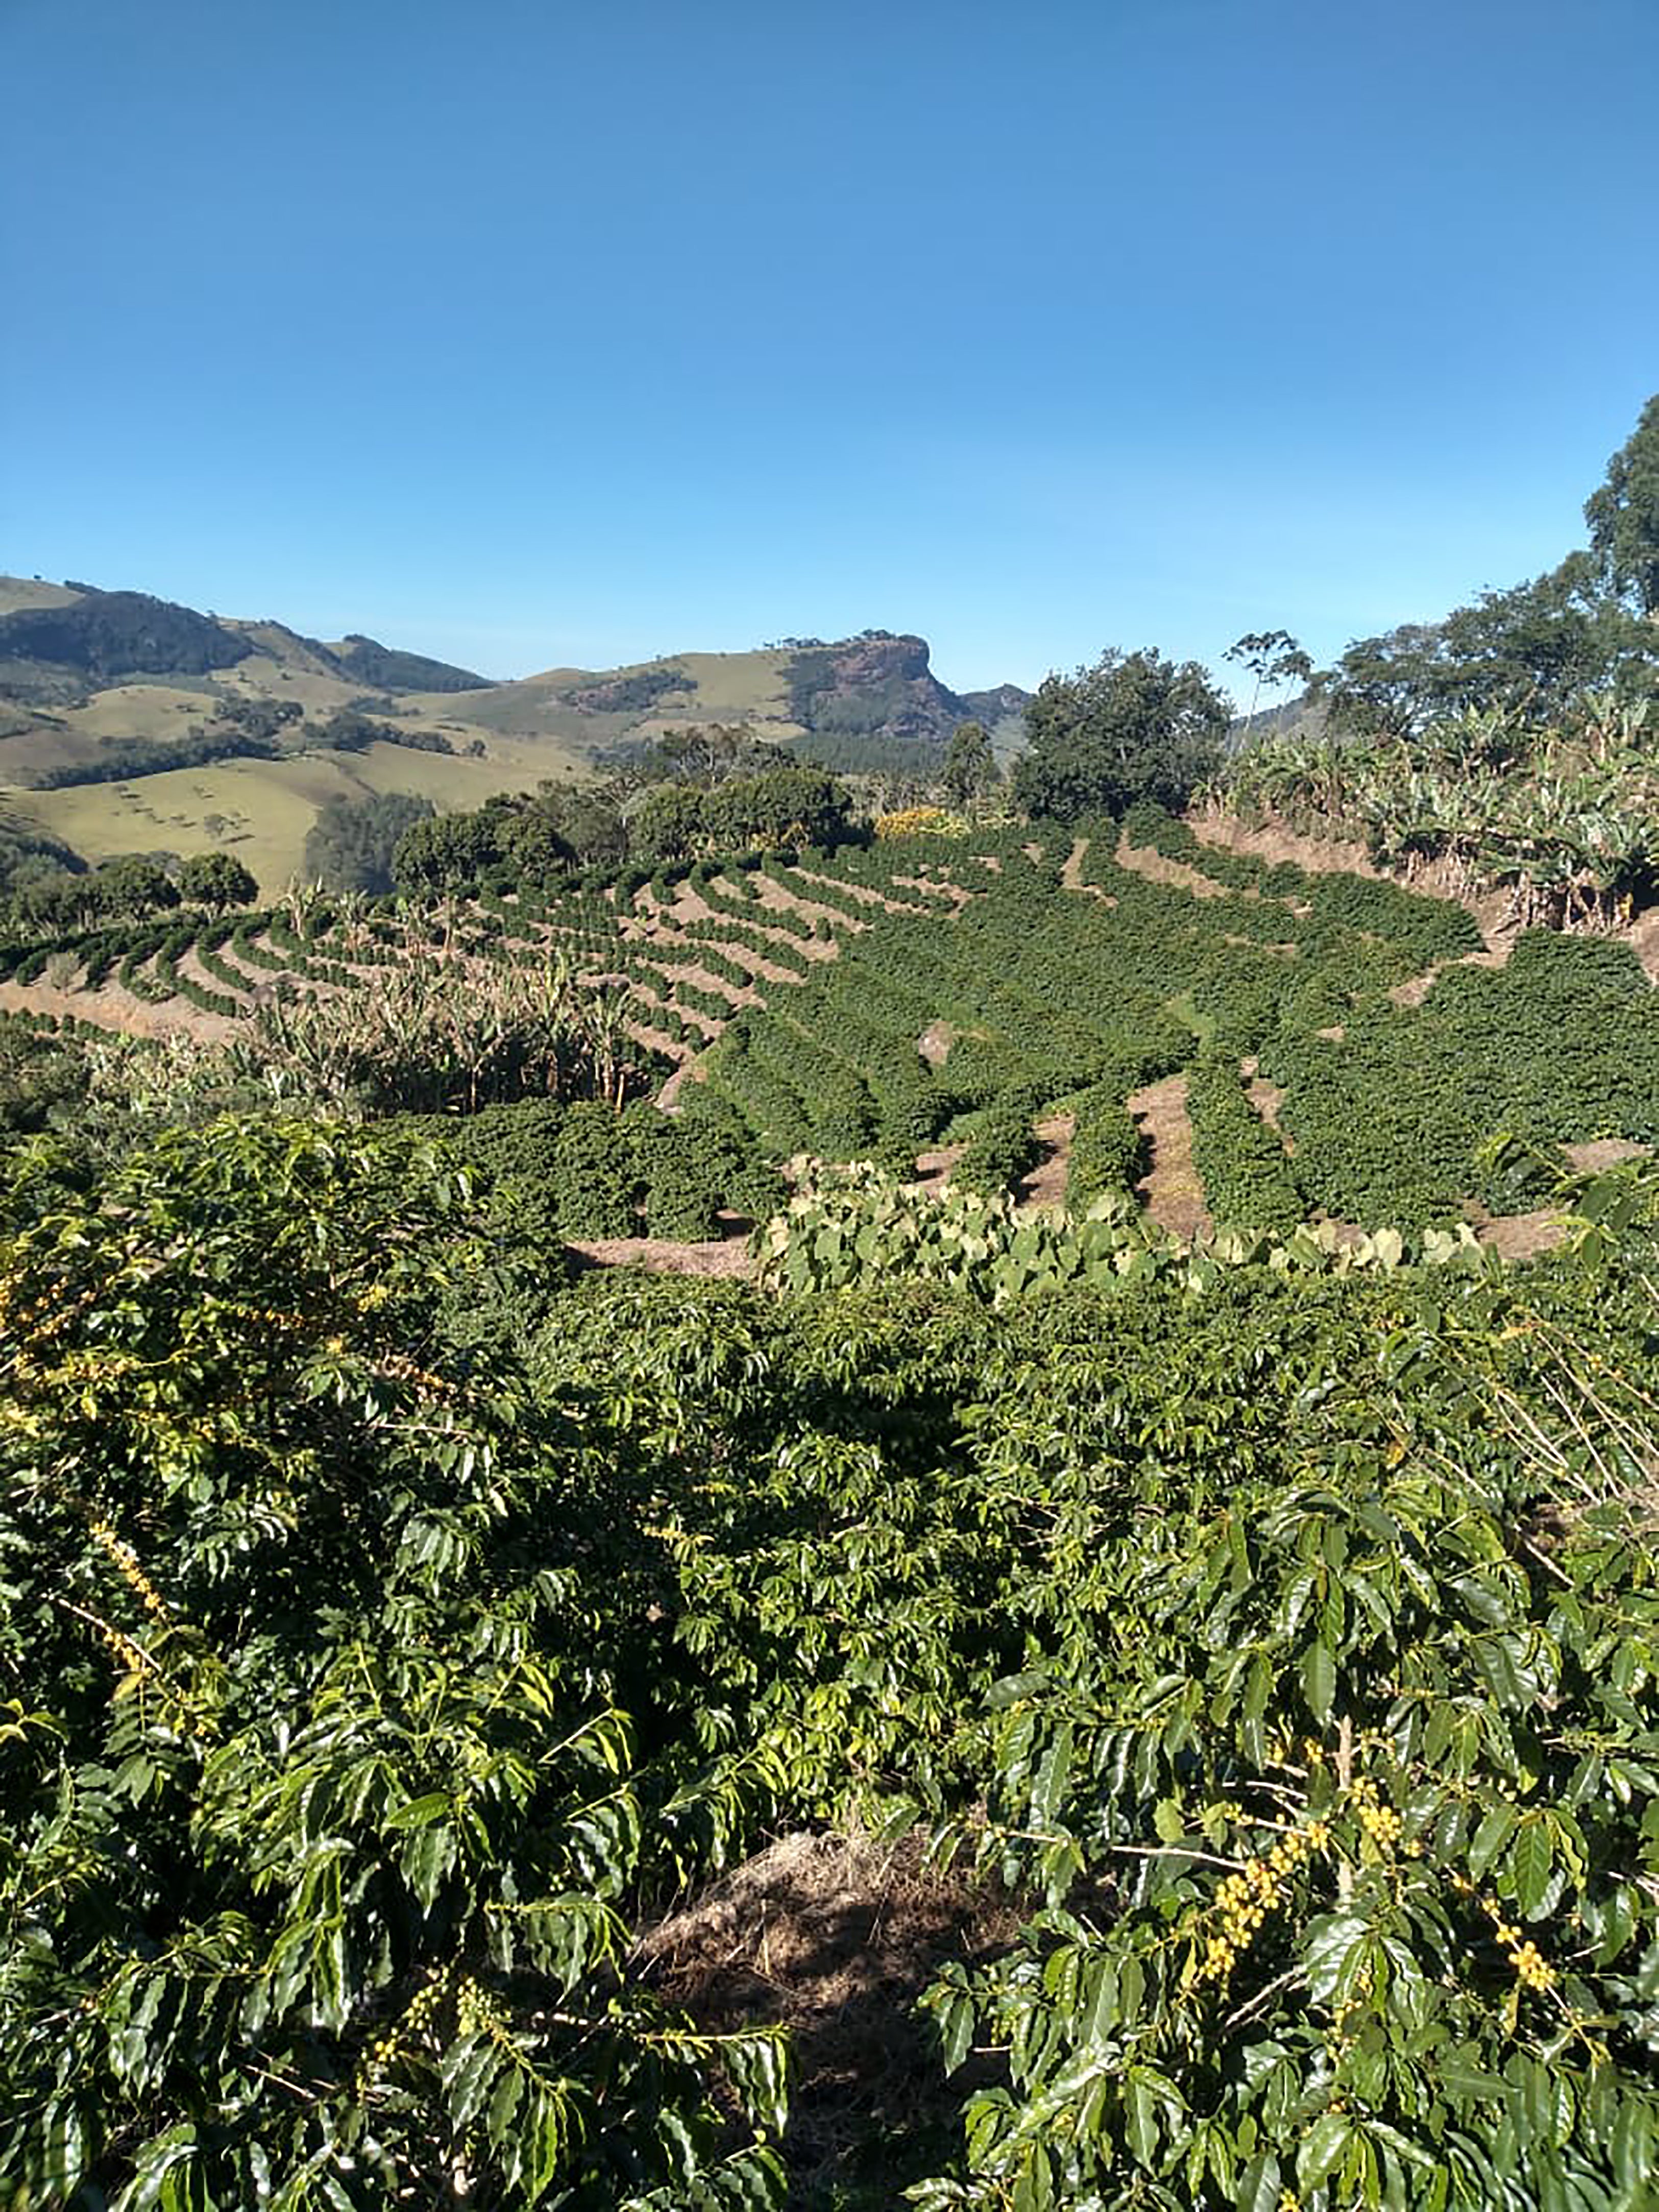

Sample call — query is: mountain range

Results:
[0,576,1029,891]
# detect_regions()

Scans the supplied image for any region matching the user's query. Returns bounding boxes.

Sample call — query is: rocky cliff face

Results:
[787,631,1023,745]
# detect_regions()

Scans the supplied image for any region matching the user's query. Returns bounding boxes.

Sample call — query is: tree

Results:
[389,807,498,895]
[645,723,769,788]
[177,851,258,911]
[702,765,857,852]
[533,785,627,867]
[1585,390,1659,616]
[1012,647,1230,823]
[943,719,996,806]
[96,854,181,919]
[630,782,708,863]
[1320,558,1655,738]
[305,792,435,894]
[1223,630,1313,726]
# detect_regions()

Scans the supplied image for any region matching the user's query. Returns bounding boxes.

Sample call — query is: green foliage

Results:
[0,588,252,686]
[323,632,491,692]
[1585,389,1659,616]
[1258,930,1659,1229]
[756,1164,1477,1302]
[0,1120,792,2207]
[1066,1082,1150,1211]
[567,663,695,714]
[27,719,287,790]
[250,945,647,1117]
[0,812,84,900]
[1222,694,1659,928]
[546,1229,1659,2205]
[1013,648,1230,823]
[0,1014,88,1133]
[5,1101,1659,2205]
[1319,560,1654,739]
[304,790,436,894]
[177,850,259,910]
[1186,1050,1304,1236]
[97,853,182,919]
[308,705,456,757]
[943,719,996,806]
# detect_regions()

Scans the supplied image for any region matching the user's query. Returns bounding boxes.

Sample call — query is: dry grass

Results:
[1128,1073,1212,1242]
[635,1827,1023,2205]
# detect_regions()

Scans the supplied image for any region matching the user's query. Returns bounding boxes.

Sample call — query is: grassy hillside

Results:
[0,577,82,618]
[0,578,1025,888]
[12,736,587,892]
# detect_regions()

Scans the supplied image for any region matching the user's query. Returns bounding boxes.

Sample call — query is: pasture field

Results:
[8,734,590,891]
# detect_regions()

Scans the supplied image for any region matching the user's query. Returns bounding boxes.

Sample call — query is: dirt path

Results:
[0,975,239,1044]
[752,870,873,932]
[911,1141,966,1195]
[1114,829,1228,900]
[1127,1074,1211,1241]
[1240,1058,1292,1150]
[1465,1205,1570,1261]
[564,1226,755,1277]
[1059,836,1115,901]
[1014,1114,1074,1212]
[1563,1138,1650,1171]
[889,871,975,914]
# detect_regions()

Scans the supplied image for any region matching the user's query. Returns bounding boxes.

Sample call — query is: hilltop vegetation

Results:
[0,585,1029,890]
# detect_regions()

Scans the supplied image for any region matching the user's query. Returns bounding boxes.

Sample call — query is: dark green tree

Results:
[645,723,769,787]
[1012,647,1230,822]
[533,785,628,867]
[630,782,708,862]
[1585,391,1659,616]
[389,808,498,895]
[943,719,996,806]
[1321,558,1655,738]
[96,855,181,918]
[177,852,259,911]
[703,765,856,852]
[305,792,435,894]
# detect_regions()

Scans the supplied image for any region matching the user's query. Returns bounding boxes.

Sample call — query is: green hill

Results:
[0,575,1028,890]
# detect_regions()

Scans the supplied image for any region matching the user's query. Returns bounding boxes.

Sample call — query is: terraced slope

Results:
[10,807,1656,1247]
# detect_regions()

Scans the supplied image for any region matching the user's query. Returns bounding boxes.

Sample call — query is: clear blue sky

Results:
[4,0,1656,698]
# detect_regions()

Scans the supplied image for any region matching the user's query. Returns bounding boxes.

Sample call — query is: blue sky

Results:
[4,0,1656,697]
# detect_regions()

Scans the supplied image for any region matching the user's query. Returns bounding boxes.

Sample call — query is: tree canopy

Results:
[1012,647,1230,822]
[177,852,259,910]
[943,719,996,805]
[1585,390,1659,616]
[1320,556,1656,738]
[304,792,435,894]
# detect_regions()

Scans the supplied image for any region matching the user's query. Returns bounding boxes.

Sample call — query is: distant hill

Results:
[0,583,493,702]
[0,574,1029,890]
[320,634,491,694]
[0,589,253,697]
[1226,693,1328,750]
